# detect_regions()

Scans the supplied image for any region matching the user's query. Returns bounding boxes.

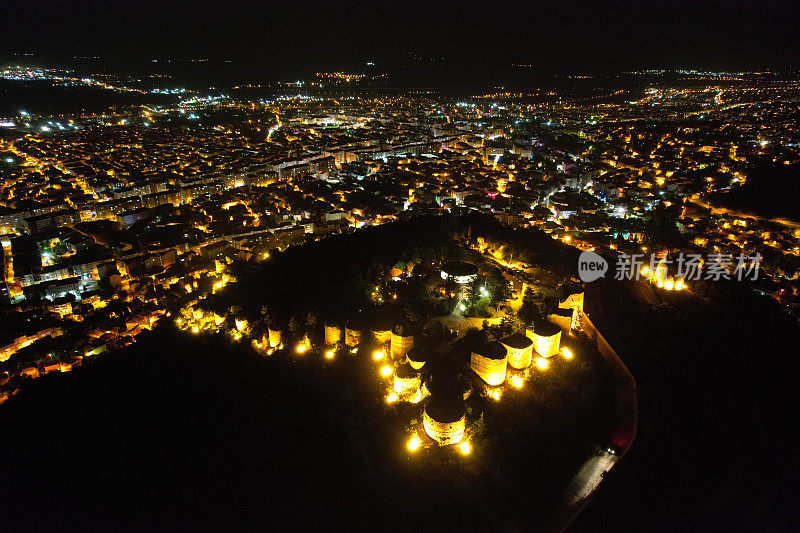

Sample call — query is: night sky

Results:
[1,1,799,79]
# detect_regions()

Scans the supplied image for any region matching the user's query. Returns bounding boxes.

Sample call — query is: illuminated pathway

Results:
[561,451,617,509]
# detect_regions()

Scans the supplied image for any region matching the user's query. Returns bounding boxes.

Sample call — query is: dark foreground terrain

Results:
[0,321,613,531]
[575,278,799,530]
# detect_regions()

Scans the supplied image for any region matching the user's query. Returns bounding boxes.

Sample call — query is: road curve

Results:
[557,311,639,531]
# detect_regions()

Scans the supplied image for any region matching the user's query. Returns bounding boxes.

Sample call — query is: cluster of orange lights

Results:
[640,265,688,291]
[406,433,472,456]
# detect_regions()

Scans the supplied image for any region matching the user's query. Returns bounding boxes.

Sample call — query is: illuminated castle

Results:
[405,347,428,370]
[527,320,561,357]
[372,326,392,345]
[324,323,342,346]
[345,323,362,347]
[394,363,421,394]
[470,341,508,386]
[268,326,283,348]
[390,325,414,360]
[423,396,466,445]
[500,332,533,369]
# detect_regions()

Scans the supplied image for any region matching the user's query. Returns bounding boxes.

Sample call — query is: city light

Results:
[2,49,795,496]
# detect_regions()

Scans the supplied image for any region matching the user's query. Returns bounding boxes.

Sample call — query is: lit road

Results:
[690,198,800,230]
[561,451,617,509]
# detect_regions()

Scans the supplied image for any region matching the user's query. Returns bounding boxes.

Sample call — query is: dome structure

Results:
[440,261,478,284]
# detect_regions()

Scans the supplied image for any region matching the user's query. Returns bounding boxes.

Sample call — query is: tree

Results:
[443,277,458,298]
[403,305,419,325]
[288,315,304,336]
[465,278,482,305]
[643,202,682,247]
[305,311,317,328]
[260,306,276,327]
[486,270,512,304]
[500,314,524,336]
[518,289,544,325]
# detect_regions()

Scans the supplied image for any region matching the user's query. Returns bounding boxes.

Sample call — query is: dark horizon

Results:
[2,0,799,84]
